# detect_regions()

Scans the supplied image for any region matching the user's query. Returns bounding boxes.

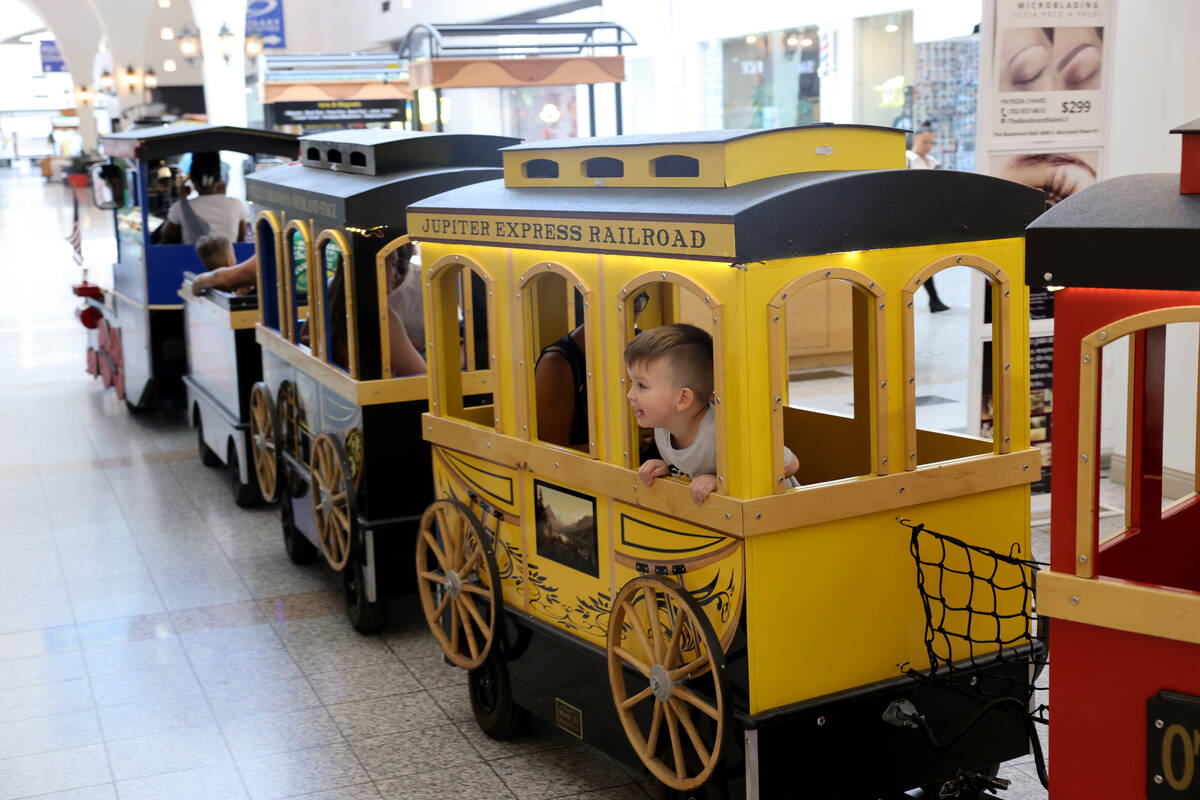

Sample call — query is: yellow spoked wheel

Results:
[309,432,354,571]
[416,499,501,670]
[607,576,728,791]
[249,383,280,503]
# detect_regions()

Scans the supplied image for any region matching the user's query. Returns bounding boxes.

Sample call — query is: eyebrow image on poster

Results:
[990,151,1098,209]
[997,27,1102,93]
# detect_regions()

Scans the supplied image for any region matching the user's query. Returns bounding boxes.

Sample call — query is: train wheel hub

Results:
[649,664,673,701]
[445,570,462,600]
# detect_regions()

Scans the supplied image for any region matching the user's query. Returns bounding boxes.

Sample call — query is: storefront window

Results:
[854,12,914,129]
[912,34,980,171]
[499,86,578,141]
[702,27,821,130]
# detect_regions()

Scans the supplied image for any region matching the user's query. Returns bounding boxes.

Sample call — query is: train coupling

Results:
[935,770,1011,797]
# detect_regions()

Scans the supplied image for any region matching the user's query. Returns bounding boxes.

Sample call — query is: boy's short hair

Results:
[624,323,714,400]
[195,235,233,271]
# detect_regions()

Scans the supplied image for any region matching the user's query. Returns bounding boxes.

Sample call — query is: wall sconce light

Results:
[122,65,140,92]
[163,58,178,73]
[99,70,114,91]
[160,27,174,41]
[218,23,235,64]
[245,31,264,61]
[144,69,158,89]
[76,86,92,106]
[178,24,199,64]
[157,0,171,7]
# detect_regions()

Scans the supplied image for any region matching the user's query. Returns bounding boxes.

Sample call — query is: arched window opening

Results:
[619,277,725,498]
[525,268,591,453]
[651,155,700,178]
[255,216,282,332]
[910,264,995,467]
[349,151,367,167]
[523,159,559,179]
[305,147,320,162]
[319,236,353,374]
[326,149,343,164]
[584,157,623,179]
[1085,319,1200,591]
[429,259,495,428]
[285,223,312,350]
[776,275,881,488]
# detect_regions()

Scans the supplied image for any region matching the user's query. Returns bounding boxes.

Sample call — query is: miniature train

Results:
[79,124,297,410]
[406,124,1049,798]
[242,129,517,631]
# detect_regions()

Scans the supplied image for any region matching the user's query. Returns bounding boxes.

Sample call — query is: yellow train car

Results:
[408,125,1047,797]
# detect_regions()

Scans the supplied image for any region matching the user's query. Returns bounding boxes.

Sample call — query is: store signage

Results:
[39,41,66,73]
[988,0,1109,143]
[409,212,735,259]
[272,100,404,125]
[246,0,286,48]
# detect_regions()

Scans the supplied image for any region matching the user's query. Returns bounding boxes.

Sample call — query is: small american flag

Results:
[67,192,83,265]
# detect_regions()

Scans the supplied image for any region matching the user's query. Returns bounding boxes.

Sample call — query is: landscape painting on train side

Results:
[534,480,599,577]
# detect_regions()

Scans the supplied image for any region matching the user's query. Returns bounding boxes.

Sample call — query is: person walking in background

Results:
[906,123,949,312]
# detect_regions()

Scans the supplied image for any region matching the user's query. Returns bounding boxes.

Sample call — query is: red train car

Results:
[1028,119,1200,798]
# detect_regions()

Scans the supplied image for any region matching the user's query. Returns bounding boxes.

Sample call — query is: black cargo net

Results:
[900,519,1049,790]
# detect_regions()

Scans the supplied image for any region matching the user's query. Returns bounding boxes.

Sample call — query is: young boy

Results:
[625,323,800,505]
[195,235,235,272]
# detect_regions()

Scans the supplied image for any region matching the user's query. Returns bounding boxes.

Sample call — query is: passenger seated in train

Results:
[195,235,235,272]
[385,243,426,358]
[534,324,587,449]
[160,151,247,245]
[626,323,799,505]
[322,249,426,378]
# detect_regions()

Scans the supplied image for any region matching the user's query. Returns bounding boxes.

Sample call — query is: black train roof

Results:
[409,168,1045,262]
[246,132,517,231]
[1026,173,1200,290]
[102,123,297,160]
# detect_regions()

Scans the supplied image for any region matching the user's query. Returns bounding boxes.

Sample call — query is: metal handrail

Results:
[398,21,636,61]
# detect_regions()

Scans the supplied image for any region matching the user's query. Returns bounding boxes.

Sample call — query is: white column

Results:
[190,0,249,127]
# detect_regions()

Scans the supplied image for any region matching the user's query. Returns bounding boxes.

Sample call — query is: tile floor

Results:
[0,165,1053,799]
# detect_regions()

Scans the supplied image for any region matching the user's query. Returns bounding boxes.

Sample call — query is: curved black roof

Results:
[410,168,1045,261]
[1026,173,1200,289]
[101,123,297,161]
[246,163,503,231]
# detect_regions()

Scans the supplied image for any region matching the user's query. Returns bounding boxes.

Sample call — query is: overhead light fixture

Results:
[218,23,235,64]
[157,0,171,6]
[123,65,140,92]
[178,24,199,62]
[76,86,92,105]
[163,58,178,72]
[800,37,814,47]
[786,35,799,47]
[99,70,114,91]
[144,69,158,89]
[160,27,174,40]
[538,103,560,124]
[885,15,899,33]
[245,32,264,60]
[745,35,758,44]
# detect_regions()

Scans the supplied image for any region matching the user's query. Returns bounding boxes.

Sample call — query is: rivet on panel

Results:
[1079,554,1088,564]
[1098,331,1107,341]
[1083,354,1091,363]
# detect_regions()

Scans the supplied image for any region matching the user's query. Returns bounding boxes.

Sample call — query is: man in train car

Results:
[626,323,800,505]
[190,253,256,295]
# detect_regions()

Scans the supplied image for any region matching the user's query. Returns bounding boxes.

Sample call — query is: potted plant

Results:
[66,154,92,188]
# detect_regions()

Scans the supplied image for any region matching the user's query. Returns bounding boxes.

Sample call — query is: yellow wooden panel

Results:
[1039,570,1200,647]
[744,485,1031,714]
[724,126,905,186]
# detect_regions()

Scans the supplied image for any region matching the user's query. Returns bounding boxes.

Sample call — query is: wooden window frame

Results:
[253,210,284,333]
[902,254,1012,471]
[284,219,315,353]
[767,267,889,493]
[1074,306,1200,578]
[514,262,597,457]
[616,272,726,491]
[426,253,499,431]
[315,228,355,375]
[374,235,412,380]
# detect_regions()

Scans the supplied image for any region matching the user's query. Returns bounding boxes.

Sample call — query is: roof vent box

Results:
[299,130,519,176]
